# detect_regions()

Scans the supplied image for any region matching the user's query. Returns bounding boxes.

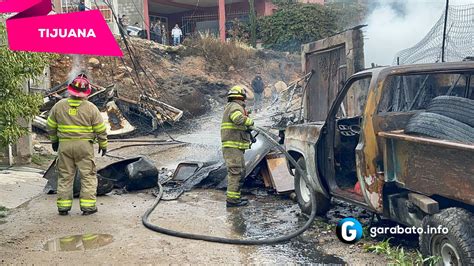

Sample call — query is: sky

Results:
[363,0,473,66]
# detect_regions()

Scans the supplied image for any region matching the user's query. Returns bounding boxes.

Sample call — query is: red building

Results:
[144,0,277,41]
[53,0,324,42]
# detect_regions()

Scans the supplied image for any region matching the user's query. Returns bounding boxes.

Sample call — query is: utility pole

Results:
[441,0,449,62]
[218,0,226,43]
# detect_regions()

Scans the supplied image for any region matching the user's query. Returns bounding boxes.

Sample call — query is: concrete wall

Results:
[255,0,277,16]
[117,0,145,28]
[301,28,365,121]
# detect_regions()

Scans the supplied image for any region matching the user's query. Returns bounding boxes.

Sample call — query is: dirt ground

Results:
[0,103,391,265]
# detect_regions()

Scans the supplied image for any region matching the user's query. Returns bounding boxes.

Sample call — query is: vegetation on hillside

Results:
[223,1,367,53]
[0,23,52,148]
[258,3,340,52]
[183,32,257,72]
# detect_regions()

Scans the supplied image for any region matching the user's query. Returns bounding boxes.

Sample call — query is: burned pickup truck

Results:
[284,61,474,264]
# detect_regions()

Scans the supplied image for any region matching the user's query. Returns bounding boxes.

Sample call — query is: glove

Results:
[245,117,254,127]
[52,142,59,152]
[98,147,107,157]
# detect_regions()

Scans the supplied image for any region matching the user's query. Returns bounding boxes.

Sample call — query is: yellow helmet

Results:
[227,85,247,100]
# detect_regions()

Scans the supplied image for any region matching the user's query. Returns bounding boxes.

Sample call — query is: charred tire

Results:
[405,112,474,144]
[294,157,330,216]
[420,208,474,266]
[427,96,474,127]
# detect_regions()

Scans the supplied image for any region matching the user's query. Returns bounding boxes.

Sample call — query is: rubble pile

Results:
[50,37,302,117]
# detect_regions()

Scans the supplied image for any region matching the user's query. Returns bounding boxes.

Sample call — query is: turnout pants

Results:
[56,140,97,212]
[222,147,245,203]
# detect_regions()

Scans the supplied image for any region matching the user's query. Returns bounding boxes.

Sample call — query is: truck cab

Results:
[285,61,474,264]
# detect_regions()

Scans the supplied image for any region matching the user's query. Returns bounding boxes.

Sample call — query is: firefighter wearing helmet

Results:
[221,85,254,207]
[47,74,108,215]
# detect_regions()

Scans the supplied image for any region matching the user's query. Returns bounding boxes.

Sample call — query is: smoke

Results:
[364,0,472,67]
[68,54,85,83]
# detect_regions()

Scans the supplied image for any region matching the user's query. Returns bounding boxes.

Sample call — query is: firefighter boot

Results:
[82,209,98,216]
[226,198,249,207]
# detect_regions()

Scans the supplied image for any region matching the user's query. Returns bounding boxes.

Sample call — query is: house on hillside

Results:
[52,0,330,41]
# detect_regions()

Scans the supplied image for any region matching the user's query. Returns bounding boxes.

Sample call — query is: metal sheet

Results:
[162,133,277,199]
[381,131,474,206]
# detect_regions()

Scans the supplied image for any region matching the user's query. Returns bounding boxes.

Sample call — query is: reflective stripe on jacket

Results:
[220,100,253,150]
[47,98,108,148]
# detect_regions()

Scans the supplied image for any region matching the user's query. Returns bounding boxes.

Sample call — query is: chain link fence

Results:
[394,4,474,65]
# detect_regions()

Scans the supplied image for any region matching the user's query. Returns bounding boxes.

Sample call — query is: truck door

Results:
[317,73,373,207]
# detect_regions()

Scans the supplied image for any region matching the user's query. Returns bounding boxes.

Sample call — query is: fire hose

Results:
[142,126,319,245]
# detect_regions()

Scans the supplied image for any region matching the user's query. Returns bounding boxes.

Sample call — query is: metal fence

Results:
[181,10,249,36]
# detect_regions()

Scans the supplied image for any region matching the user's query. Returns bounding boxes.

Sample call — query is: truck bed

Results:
[379,130,474,206]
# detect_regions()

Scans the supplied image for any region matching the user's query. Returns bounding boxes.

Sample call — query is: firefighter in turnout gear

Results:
[221,86,254,207]
[47,74,108,216]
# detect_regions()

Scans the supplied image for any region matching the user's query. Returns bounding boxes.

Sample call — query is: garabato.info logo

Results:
[336,217,363,244]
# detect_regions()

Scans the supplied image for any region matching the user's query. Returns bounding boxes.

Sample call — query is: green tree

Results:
[248,0,257,47]
[258,3,340,52]
[0,22,51,148]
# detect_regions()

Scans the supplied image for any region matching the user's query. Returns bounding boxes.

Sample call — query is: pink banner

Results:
[0,0,123,57]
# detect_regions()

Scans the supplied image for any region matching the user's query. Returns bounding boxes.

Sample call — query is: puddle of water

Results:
[229,196,345,264]
[43,234,113,251]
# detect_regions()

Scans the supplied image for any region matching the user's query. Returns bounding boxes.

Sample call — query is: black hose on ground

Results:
[142,126,319,245]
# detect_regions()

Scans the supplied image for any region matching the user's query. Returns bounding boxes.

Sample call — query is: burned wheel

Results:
[420,208,474,266]
[294,157,330,216]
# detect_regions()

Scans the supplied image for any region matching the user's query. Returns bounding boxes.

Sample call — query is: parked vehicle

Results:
[284,61,474,264]
[126,25,142,36]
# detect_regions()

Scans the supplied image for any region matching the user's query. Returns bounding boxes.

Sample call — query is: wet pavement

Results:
[0,108,389,264]
[0,187,387,264]
[228,194,345,264]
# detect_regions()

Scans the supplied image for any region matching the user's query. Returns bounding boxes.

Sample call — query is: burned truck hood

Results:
[285,122,325,145]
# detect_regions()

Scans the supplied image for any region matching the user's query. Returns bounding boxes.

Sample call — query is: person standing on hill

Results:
[171,24,183,46]
[251,75,265,113]
[162,25,168,45]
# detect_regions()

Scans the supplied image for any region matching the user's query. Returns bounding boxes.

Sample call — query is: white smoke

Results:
[364,0,473,67]
[68,54,85,83]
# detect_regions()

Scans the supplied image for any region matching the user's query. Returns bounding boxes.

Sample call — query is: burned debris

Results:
[33,81,183,136]
[43,156,159,196]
